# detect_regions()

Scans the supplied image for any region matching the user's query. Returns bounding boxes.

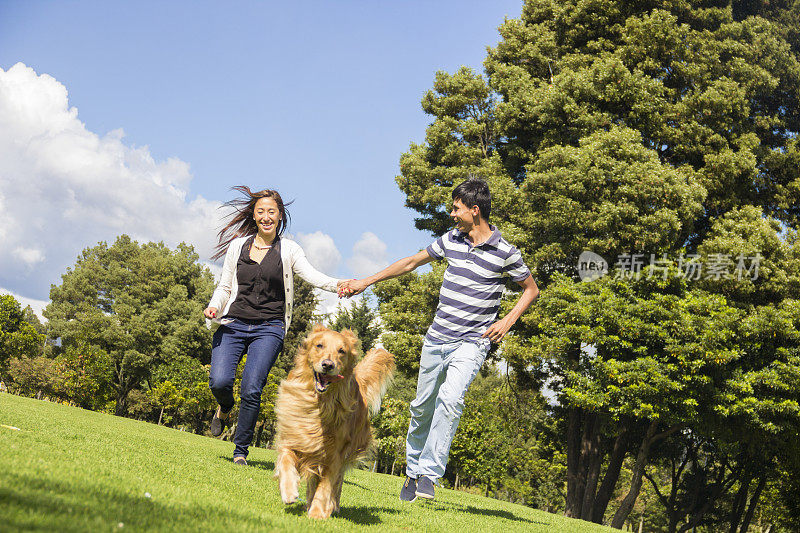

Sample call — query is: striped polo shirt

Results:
[425,225,531,344]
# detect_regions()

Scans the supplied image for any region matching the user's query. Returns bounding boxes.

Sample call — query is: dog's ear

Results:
[301,325,324,352]
[340,329,362,355]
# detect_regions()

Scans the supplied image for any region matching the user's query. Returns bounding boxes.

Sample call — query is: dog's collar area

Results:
[313,370,344,393]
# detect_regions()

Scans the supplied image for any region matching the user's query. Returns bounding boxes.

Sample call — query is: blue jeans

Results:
[405,338,489,482]
[209,318,285,458]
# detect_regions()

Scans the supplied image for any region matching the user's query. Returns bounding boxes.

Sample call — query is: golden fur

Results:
[274,324,395,519]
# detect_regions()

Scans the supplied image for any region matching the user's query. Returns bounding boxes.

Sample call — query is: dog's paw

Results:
[307,506,331,520]
[281,489,299,505]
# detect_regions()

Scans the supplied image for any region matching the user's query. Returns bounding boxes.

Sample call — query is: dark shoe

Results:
[415,476,435,500]
[233,456,247,466]
[399,476,417,502]
[210,406,230,437]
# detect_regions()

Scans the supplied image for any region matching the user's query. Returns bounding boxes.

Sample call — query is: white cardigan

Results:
[206,236,341,333]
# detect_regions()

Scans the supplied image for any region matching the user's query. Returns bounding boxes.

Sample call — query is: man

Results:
[342,178,539,501]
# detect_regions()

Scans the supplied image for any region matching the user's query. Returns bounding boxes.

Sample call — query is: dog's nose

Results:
[321,359,335,372]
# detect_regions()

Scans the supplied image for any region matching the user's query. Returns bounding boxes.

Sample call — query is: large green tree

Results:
[386,0,800,528]
[45,236,215,416]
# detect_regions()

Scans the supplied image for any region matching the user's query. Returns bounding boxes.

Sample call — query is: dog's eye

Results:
[316,343,323,349]
[338,348,345,354]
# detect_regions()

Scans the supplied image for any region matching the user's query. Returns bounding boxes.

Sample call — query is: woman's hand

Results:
[338,279,369,297]
[203,307,219,319]
[337,280,355,298]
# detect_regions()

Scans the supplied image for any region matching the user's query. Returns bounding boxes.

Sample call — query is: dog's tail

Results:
[354,348,395,416]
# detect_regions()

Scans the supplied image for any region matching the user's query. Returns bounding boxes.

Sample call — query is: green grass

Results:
[0,393,613,532]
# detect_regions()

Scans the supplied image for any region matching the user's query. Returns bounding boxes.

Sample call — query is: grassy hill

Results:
[0,393,614,532]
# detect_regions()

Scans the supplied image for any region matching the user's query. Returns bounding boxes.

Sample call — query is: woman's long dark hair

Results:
[212,186,292,260]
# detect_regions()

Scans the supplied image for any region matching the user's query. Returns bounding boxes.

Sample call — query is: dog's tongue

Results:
[320,373,344,385]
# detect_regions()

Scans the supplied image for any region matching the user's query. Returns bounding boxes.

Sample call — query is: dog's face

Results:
[300,325,360,394]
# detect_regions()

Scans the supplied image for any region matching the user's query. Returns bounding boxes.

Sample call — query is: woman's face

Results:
[253,196,281,239]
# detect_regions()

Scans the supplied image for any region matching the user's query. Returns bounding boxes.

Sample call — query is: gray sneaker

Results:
[415,476,435,500]
[399,476,417,502]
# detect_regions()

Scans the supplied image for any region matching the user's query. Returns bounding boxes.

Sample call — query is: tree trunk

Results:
[158,407,164,425]
[738,475,766,533]
[565,406,583,517]
[592,428,629,523]
[581,414,602,519]
[611,421,659,529]
[729,471,753,533]
[455,472,460,490]
[114,386,129,416]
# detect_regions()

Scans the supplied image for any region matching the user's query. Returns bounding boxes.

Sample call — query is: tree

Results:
[6,355,59,399]
[44,236,215,416]
[22,306,46,335]
[144,355,216,432]
[0,295,44,378]
[327,295,381,352]
[55,342,115,410]
[388,0,800,527]
[149,380,183,426]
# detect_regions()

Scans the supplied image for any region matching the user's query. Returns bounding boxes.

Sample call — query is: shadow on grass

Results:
[283,501,400,525]
[1,471,274,532]
[344,478,398,498]
[219,454,275,471]
[346,477,548,526]
[421,499,549,525]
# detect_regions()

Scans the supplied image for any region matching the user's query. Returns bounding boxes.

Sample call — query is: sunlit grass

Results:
[0,393,613,532]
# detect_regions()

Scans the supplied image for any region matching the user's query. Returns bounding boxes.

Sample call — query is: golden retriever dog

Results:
[274,324,395,519]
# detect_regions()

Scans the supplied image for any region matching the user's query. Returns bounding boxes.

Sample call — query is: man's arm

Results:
[341,249,434,296]
[481,274,539,343]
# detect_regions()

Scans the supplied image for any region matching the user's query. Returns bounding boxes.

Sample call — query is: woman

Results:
[204,186,347,465]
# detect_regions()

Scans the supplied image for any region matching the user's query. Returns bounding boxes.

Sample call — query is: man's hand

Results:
[338,279,369,298]
[482,316,514,343]
[203,307,218,319]
[337,280,353,298]
[481,275,539,343]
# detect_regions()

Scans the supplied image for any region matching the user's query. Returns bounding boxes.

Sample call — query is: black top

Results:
[225,236,285,322]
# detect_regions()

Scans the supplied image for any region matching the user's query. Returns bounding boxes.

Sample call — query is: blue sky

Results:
[0,1,522,314]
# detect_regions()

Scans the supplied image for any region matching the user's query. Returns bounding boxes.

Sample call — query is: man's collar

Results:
[455,224,500,247]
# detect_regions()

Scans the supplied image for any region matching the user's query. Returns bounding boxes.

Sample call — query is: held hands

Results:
[481,316,514,343]
[203,307,218,319]
[337,279,369,298]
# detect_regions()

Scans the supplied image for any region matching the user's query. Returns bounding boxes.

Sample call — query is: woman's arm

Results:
[289,242,342,292]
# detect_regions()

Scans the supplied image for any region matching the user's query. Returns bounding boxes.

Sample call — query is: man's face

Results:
[450,198,479,232]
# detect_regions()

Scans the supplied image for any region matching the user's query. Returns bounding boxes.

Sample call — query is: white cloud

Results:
[347,232,389,279]
[0,287,48,320]
[295,231,341,273]
[13,247,45,266]
[0,63,223,300]
[315,290,353,318]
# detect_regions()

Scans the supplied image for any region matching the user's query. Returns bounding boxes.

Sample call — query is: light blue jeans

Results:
[405,338,489,482]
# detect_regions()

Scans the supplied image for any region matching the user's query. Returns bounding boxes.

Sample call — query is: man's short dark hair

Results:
[452,178,491,220]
